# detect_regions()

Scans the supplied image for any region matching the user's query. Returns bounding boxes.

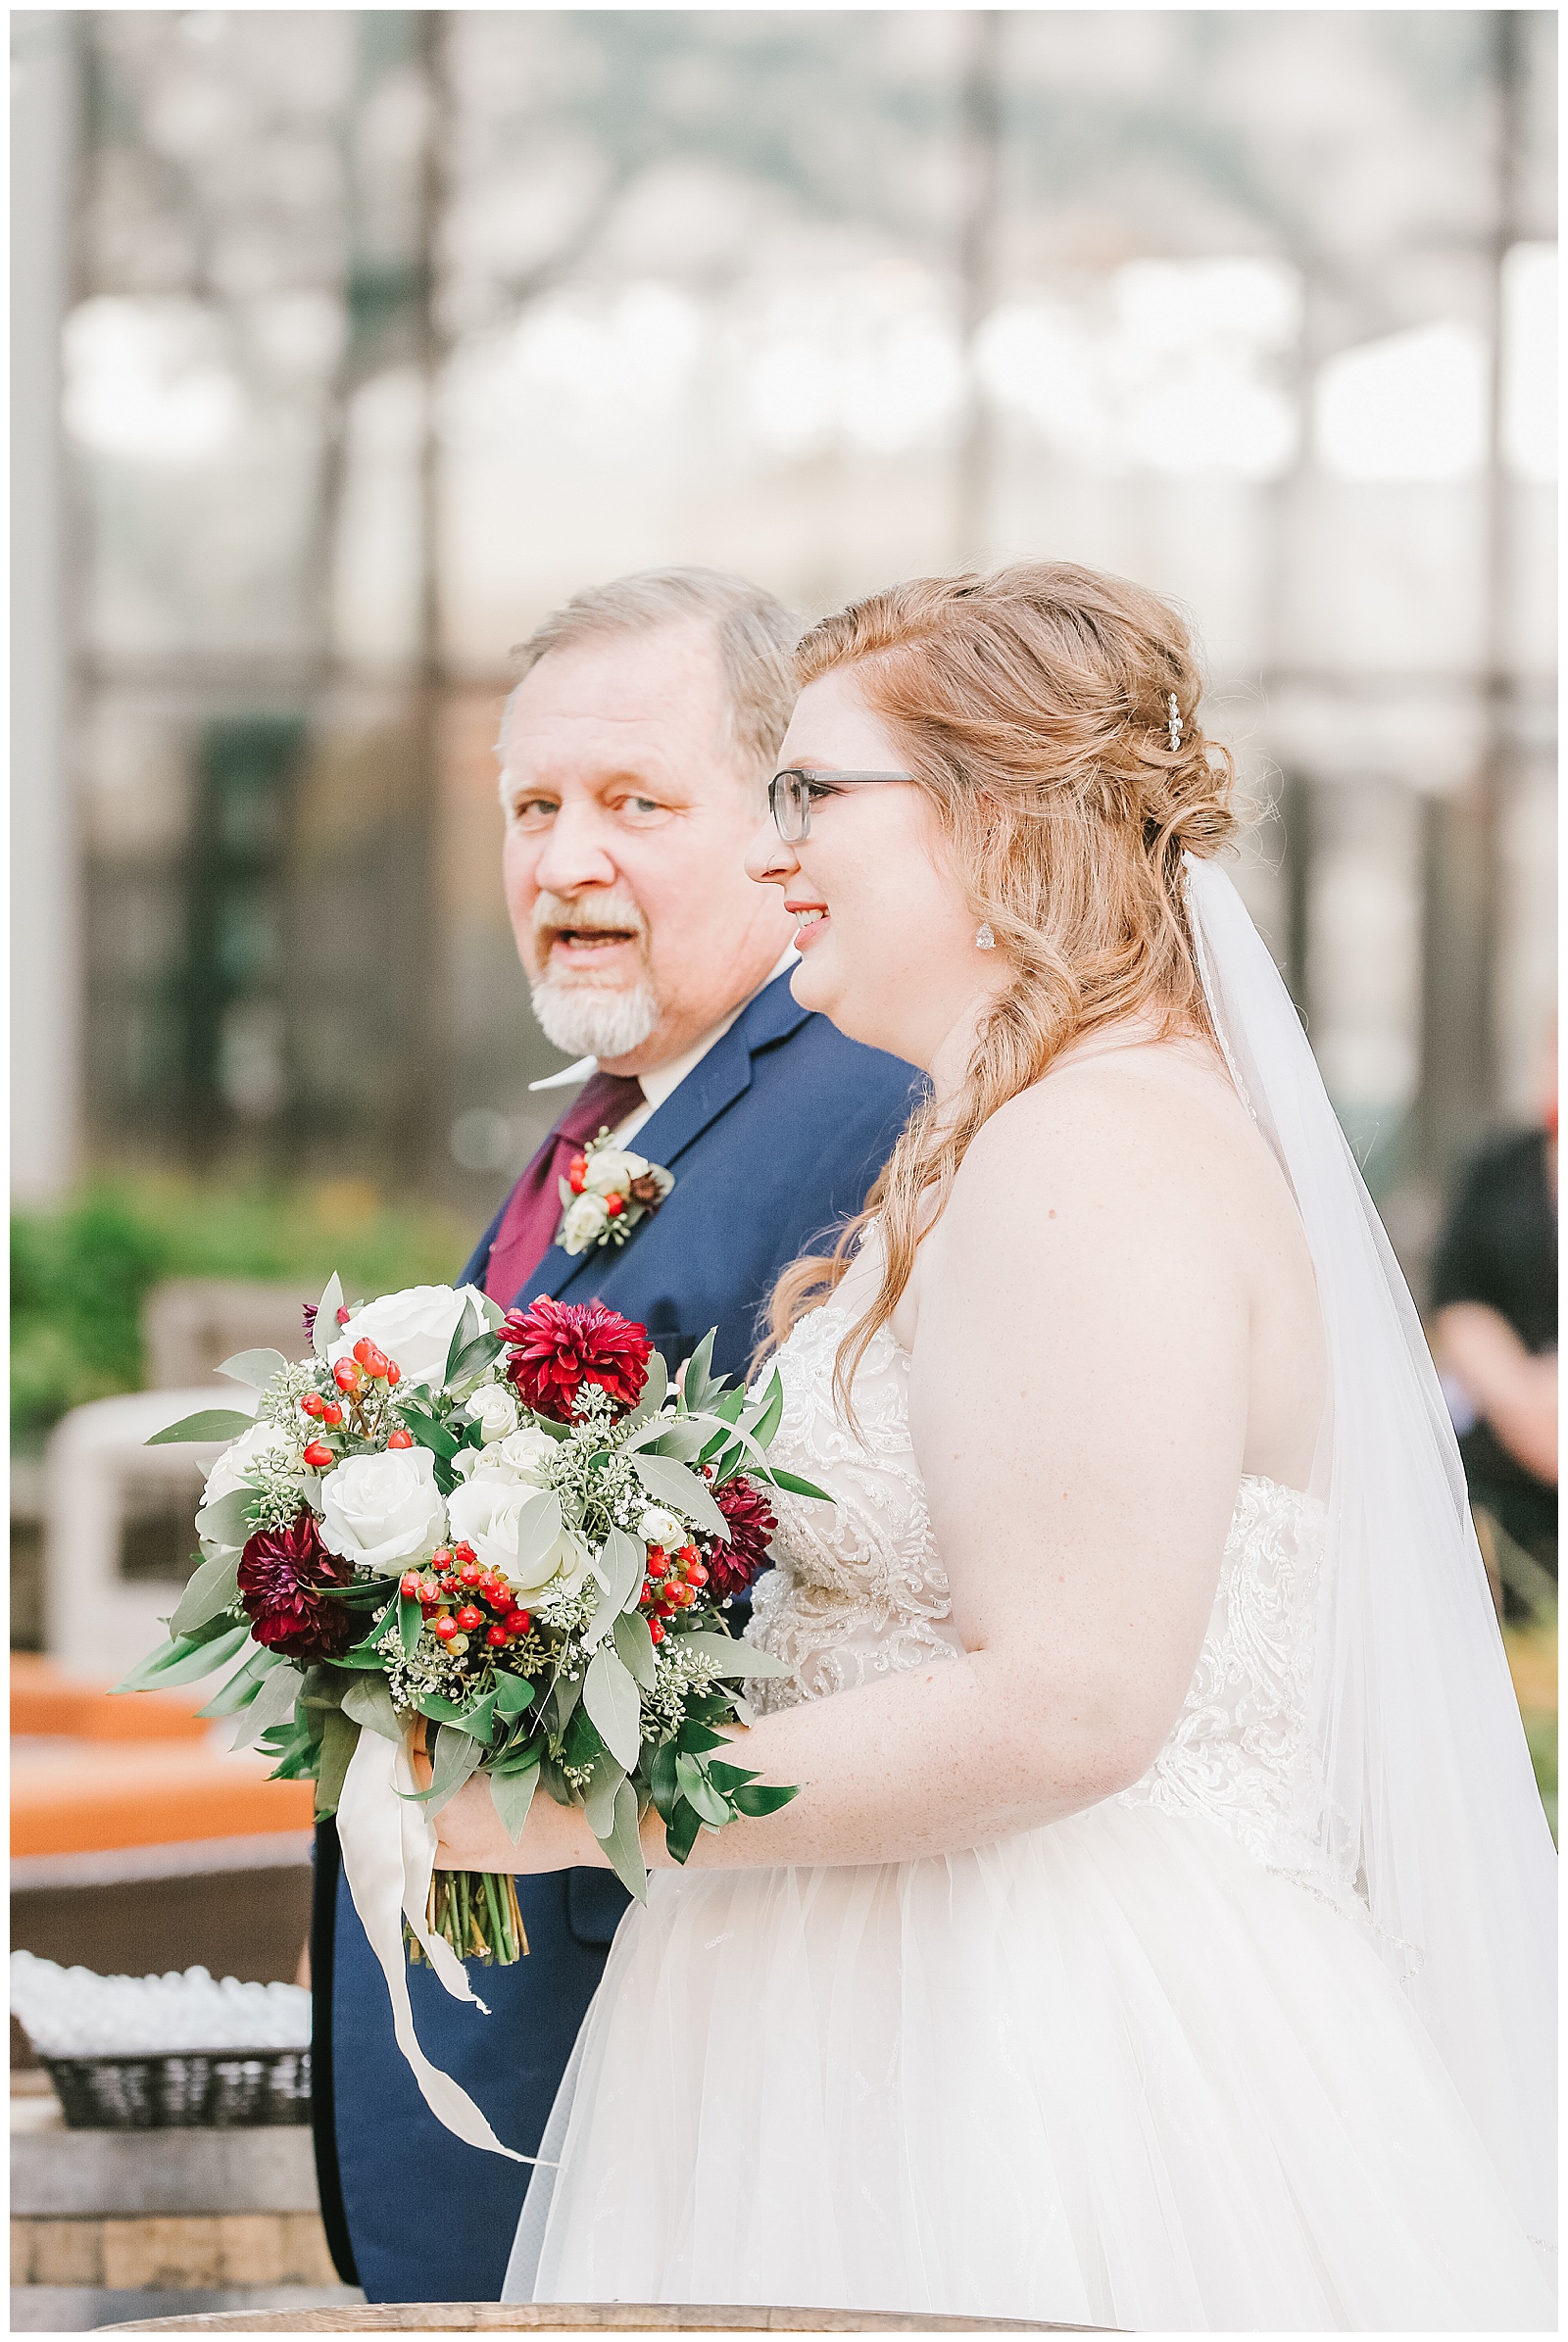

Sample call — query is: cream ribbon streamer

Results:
[335,1722,544,2162]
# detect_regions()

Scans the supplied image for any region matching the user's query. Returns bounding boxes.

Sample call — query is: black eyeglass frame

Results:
[768,766,914,842]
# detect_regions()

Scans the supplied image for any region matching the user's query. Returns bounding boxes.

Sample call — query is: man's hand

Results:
[1434,1302,1558,1484]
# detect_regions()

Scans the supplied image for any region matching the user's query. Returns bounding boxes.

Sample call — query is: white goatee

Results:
[529,977,660,1061]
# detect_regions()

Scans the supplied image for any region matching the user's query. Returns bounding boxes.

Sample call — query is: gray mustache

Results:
[532,894,648,942]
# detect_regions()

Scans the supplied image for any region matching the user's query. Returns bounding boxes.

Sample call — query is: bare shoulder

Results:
[950,1034,1266,1235]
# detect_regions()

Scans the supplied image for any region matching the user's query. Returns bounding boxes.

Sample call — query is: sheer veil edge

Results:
[1184,852,1556,2260]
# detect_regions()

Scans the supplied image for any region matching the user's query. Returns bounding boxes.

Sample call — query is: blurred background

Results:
[7,9,1557,2320]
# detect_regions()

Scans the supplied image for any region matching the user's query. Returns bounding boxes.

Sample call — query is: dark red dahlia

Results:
[237,1510,356,1660]
[705,1475,777,1601]
[501,1295,653,1425]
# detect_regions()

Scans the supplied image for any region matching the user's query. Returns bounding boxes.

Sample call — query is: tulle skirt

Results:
[504,1800,1552,2330]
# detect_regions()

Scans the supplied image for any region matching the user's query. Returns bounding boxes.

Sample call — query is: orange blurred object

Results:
[11,1654,314,1857]
[11,1652,210,1740]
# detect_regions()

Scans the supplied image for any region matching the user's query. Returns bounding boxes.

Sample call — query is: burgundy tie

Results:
[483,1071,646,1305]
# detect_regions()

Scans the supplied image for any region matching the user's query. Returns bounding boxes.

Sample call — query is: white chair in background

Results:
[44,1388,256,1678]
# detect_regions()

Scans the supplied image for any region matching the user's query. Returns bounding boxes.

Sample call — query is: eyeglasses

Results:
[768,766,913,843]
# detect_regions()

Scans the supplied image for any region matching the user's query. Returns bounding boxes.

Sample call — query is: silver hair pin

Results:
[975,922,996,951]
[1168,694,1183,756]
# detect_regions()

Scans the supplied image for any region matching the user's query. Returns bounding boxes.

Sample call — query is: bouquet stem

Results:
[406,1870,529,1966]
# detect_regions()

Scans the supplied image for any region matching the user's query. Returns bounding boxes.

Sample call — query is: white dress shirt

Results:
[527,947,800,1150]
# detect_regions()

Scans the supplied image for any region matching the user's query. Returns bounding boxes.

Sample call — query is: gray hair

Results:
[499,566,801,798]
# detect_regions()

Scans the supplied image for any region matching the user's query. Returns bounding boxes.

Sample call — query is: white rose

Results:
[318,1446,447,1572]
[583,1148,646,1197]
[446,1477,588,1594]
[637,1506,683,1549]
[329,1285,472,1391]
[198,1421,290,1535]
[560,1194,610,1255]
[485,1427,557,1486]
[467,1382,521,1444]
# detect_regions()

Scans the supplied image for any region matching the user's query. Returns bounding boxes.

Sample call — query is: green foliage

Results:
[11,1172,468,1449]
[1524,1715,1557,1844]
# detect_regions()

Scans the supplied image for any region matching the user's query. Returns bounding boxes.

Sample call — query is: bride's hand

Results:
[426,1757,615,1875]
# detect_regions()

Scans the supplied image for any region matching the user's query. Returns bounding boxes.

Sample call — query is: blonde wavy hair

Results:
[764,561,1238,1407]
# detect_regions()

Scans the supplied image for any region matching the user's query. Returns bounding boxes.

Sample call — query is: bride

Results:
[433,562,1554,2330]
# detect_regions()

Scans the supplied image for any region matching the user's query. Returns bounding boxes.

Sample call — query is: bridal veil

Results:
[1185,853,1556,2262]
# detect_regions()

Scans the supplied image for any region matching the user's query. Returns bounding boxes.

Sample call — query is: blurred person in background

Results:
[313,567,922,2305]
[1431,1027,1558,1600]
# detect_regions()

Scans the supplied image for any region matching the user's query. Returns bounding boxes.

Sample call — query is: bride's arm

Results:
[436,1073,1251,1875]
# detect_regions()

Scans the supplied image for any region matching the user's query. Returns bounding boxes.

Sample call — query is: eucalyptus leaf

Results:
[113,1617,252,1693]
[494,1671,536,1718]
[579,1579,614,1655]
[314,1706,360,1818]
[231,1661,303,1751]
[641,1418,710,1464]
[170,1547,242,1638]
[583,1645,643,1770]
[193,1488,256,1550]
[633,1454,727,1538]
[313,1276,344,1362]
[489,1761,540,1842]
[341,1674,402,1743]
[596,1777,649,1900]
[217,1348,289,1391]
[399,1592,423,1660]
[196,1643,284,1720]
[460,1688,500,1750]
[621,1348,668,1428]
[612,1608,656,1689]
[667,1628,792,1679]
[146,1409,257,1448]
[601,1527,645,1617]
[514,1490,564,1579]
[582,1752,626,1838]
[412,1726,484,1818]
[550,1672,582,1734]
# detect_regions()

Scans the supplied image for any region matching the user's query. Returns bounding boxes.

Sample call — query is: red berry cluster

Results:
[398,1542,532,1659]
[637,1542,709,1645]
[298,1338,408,1470]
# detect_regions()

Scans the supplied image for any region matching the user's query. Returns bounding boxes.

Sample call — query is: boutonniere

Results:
[556,1127,675,1256]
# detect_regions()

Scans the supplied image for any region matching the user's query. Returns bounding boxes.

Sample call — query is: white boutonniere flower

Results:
[556,1127,674,1256]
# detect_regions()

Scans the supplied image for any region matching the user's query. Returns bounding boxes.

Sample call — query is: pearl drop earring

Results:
[975,922,996,951]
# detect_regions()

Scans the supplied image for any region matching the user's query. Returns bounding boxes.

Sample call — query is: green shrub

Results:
[11,1174,471,1449]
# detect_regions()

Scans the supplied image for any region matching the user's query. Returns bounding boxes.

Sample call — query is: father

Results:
[313,568,922,2303]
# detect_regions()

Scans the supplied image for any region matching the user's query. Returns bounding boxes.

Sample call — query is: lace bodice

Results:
[746,1307,966,1705]
[745,1301,1329,1882]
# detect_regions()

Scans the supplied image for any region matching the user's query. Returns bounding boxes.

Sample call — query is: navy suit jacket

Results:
[314,975,922,2302]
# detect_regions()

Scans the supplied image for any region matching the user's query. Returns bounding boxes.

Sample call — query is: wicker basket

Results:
[41,2045,311,2128]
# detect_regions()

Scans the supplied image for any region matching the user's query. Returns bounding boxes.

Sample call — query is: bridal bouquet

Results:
[117,1280,818,1965]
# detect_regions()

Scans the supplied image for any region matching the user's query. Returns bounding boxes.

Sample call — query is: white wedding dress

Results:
[494,862,1552,2328]
[504,1298,1550,2329]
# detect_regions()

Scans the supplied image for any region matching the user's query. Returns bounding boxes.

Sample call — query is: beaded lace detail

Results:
[744,1306,964,1712]
[745,1302,1333,1893]
[1114,1474,1327,1877]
